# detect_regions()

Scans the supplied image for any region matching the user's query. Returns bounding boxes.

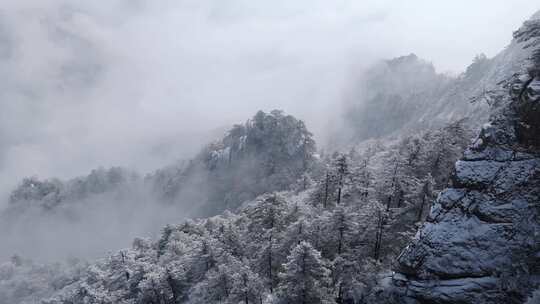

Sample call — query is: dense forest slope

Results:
[147,109,316,215]
[0,111,473,303]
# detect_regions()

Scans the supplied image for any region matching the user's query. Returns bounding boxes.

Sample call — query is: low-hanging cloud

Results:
[0,180,195,261]
[1,0,537,196]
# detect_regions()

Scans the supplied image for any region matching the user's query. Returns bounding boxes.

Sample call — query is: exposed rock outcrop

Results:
[391,13,540,304]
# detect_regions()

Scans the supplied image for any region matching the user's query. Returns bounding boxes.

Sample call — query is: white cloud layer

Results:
[0,0,538,205]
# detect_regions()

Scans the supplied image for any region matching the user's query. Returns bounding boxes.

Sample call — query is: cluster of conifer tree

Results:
[0,117,472,304]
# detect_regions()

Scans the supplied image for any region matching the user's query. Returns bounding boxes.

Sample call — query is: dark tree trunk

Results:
[268,234,273,293]
[397,190,404,208]
[336,169,344,205]
[417,194,426,222]
[373,212,384,260]
[337,283,343,304]
[323,171,329,208]
[301,251,307,304]
[386,195,392,211]
[167,272,178,304]
[387,162,398,211]
[338,227,344,255]
[243,277,249,304]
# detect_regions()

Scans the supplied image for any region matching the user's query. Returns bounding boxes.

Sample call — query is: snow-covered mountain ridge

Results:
[391,12,540,303]
[342,15,538,145]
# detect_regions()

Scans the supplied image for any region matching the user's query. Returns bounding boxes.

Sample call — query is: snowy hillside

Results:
[341,21,538,145]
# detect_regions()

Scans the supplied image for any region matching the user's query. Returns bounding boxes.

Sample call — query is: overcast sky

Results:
[0,0,538,205]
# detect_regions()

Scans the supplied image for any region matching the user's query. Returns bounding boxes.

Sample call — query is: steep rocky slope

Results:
[391,13,540,304]
[342,14,539,146]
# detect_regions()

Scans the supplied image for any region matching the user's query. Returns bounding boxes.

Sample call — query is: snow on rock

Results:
[454,160,503,187]
[391,12,540,304]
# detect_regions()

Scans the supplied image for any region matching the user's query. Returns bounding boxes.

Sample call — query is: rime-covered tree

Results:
[317,207,358,259]
[310,153,351,209]
[276,242,334,304]
[416,174,434,222]
[243,194,288,292]
[333,154,349,206]
[424,120,470,187]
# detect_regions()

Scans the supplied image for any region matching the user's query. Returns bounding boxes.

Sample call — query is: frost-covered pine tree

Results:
[424,120,470,187]
[229,262,266,304]
[310,167,338,209]
[276,241,334,304]
[317,207,358,259]
[244,194,288,292]
[310,153,350,209]
[333,154,349,206]
[189,263,234,304]
[138,265,175,304]
[190,255,265,304]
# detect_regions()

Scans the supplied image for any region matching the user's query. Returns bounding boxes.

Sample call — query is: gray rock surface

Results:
[391,12,540,304]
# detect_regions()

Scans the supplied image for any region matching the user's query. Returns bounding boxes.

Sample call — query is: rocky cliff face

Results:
[391,13,540,304]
